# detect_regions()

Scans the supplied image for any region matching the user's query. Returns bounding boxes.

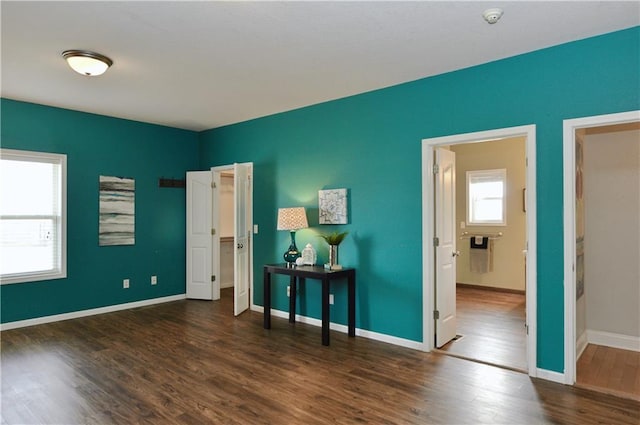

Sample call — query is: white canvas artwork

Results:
[99,176,135,246]
[319,188,347,224]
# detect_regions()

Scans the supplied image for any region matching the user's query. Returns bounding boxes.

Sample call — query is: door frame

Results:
[562,110,640,385]
[422,124,537,377]
[211,163,255,311]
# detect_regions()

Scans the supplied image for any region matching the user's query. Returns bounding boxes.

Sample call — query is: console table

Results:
[263,264,356,346]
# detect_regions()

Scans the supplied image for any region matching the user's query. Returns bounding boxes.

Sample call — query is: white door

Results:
[233,163,250,315]
[211,171,222,300]
[186,171,214,300]
[435,148,457,347]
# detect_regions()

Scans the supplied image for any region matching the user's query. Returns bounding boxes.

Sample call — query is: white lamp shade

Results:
[277,207,308,231]
[63,50,112,76]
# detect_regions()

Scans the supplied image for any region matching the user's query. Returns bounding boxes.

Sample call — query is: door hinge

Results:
[433,310,440,320]
[211,182,217,189]
[211,275,216,282]
[433,164,439,174]
[433,237,439,247]
[525,324,529,335]
[211,228,216,235]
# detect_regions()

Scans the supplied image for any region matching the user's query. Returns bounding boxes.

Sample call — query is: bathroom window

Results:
[0,149,67,284]
[467,168,506,226]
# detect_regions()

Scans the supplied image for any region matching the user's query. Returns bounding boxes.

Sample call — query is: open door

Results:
[233,163,250,315]
[186,171,214,300]
[435,148,457,347]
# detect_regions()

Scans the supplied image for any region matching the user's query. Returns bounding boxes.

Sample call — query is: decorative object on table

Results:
[318,188,347,224]
[277,207,309,267]
[301,243,317,265]
[319,231,348,270]
[99,175,135,246]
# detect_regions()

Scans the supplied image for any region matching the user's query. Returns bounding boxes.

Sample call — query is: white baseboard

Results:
[536,368,565,384]
[576,331,588,359]
[251,305,424,351]
[587,329,640,352]
[0,294,187,331]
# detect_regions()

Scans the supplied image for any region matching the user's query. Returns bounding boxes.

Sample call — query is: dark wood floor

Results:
[577,343,640,401]
[2,289,639,425]
[438,286,527,371]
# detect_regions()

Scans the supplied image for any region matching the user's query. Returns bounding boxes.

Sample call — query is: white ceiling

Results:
[2,1,638,131]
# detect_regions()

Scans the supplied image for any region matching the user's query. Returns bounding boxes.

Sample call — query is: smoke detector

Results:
[483,8,503,24]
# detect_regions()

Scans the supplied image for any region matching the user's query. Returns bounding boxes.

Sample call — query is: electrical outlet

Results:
[287,285,290,297]
[253,224,259,234]
[123,279,130,289]
[151,275,157,285]
[329,294,334,305]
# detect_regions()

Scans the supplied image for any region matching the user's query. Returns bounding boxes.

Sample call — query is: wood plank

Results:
[437,286,527,371]
[577,344,640,401]
[1,289,639,424]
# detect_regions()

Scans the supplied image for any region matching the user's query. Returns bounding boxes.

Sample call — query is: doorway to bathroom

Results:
[422,125,537,375]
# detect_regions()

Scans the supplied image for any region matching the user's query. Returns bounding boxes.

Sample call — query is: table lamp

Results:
[277,207,309,267]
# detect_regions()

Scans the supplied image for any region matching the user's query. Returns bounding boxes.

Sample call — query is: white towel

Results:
[470,240,493,273]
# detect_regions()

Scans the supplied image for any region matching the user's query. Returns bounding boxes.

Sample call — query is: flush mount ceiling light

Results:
[483,8,504,24]
[62,50,113,76]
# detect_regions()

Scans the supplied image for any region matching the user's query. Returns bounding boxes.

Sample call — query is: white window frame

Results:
[0,148,67,284]
[466,168,507,226]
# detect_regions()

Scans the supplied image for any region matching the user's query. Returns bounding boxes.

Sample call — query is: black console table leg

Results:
[289,275,296,323]
[322,279,330,346]
[264,270,271,329]
[348,273,356,337]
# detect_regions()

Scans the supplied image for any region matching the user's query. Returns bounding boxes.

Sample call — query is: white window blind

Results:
[467,168,506,225]
[0,149,67,284]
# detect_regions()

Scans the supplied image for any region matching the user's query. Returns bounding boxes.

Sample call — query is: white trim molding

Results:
[576,331,588,360]
[586,330,640,352]
[422,125,537,378]
[251,305,424,351]
[536,368,565,384]
[562,110,640,385]
[0,294,186,331]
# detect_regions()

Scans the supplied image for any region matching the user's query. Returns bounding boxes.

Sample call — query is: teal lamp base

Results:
[283,231,300,267]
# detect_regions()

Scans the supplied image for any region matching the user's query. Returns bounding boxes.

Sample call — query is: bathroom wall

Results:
[451,137,527,291]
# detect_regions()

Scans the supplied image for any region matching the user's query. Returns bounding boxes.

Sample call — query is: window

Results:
[467,168,506,225]
[1,149,67,284]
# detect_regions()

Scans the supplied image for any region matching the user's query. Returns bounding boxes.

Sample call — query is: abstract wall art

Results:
[99,175,135,246]
[319,188,347,224]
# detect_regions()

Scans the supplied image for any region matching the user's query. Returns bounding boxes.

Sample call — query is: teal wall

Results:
[1,28,638,374]
[1,99,199,323]
[199,27,640,372]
